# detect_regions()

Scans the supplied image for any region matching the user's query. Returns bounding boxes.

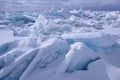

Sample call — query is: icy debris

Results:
[69,9,79,14]
[57,42,99,74]
[27,15,48,47]
[29,15,47,34]
[2,10,120,36]
[5,12,35,24]
[105,12,118,21]
[69,15,79,22]
[53,19,62,24]
[58,7,64,13]
[60,24,71,32]
[33,15,48,27]
[45,19,59,31]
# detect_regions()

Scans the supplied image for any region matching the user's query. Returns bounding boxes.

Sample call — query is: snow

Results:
[103,60,120,80]
[24,60,110,80]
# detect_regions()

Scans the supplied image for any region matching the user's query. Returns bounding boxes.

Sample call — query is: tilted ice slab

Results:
[0,40,18,56]
[62,31,117,48]
[45,19,59,32]
[0,36,70,80]
[0,47,39,80]
[20,37,69,80]
[0,39,33,70]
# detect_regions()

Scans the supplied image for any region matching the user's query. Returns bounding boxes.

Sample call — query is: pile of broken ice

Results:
[0,9,120,80]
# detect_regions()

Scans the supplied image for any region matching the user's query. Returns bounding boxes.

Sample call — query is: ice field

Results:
[0,7,120,80]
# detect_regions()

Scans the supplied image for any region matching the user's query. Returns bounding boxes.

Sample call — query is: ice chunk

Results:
[69,15,79,22]
[29,15,48,36]
[34,15,48,27]
[60,24,71,32]
[57,42,99,74]
[45,19,59,31]
[0,20,10,25]
[20,37,69,80]
[22,15,36,22]
[28,15,48,47]
[69,9,79,14]
[62,32,117,47]
[5,12,35,24]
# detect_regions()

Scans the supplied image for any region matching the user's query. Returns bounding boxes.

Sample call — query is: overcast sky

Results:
[0,0,120,11]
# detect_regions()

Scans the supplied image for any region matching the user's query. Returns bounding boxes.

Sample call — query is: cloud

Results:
[60,0,120,10]
[0,0,120,11]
